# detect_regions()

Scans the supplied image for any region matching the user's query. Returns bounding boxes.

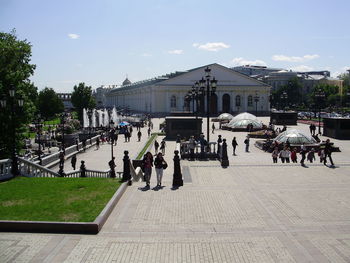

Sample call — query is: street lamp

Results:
[198,66,217,146]
[110,120,115,159]
[60,112,68,154]
[0,87,24,176]
[254,92,260,116]
[33,115,43,165]
[280,91,288,111]
[314,88,325,135]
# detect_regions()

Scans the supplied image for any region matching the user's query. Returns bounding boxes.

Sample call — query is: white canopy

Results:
[227,119,263,129]
[274,129,317,144]
[231,112,258,122]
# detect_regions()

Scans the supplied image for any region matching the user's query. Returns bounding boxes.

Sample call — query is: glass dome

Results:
[231,112,258,122]
[217,113,234,120]
[274,129,317,144]
[227,119,263,129]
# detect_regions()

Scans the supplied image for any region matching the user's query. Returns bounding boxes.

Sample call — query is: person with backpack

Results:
[244,136,250,152]
[154,152,167,187]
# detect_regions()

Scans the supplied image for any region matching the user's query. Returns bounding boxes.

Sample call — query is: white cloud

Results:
[272,54,319,62]
[193,42,230,52]
[168,49,184,55]
[141,53,152,57]
[68,33,80,39]
[229,57,267,67]
[342,66,350,71]
[290,65,313,72]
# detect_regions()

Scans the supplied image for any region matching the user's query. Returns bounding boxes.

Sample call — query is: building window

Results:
[248,95,253,106]
[170,95,176,108]
[235,95,241,106]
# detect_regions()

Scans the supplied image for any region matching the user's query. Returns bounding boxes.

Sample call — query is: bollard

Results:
[217,135,222,155]
[221,139,229,168]
[122,150,131,183]
[172,150,183,187]
[80,160,86,177]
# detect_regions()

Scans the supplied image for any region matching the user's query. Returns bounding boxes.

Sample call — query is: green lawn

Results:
[136,133,157,159]
[0,177,121,222]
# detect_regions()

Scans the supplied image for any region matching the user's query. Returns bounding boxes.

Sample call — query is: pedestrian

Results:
[318,148,325,163]
[307,148,316,163]
[124,131,128,142]
[160,139,166,155]
[82,139,86,152]
[147,127,151,137]
[114,132,118,146]
[232,137,238,155]
[154,152,167,187]
[59,150,65,166]
[126,130,131,142]
[272,147,279,163]
[71,154,77,170]
[244,136,250,152]
[96,137,100,150]
[323,139,334,167]
[291,148,298,163]
[137,130,142,142]
[300,143,307,166]
[129,126,133,136]
[154,140,159,154]
[188,136,196,160]
[80,161,86,177]
[279,146,290,163]
[212,123,215,134]
[142,152,153,188]
[108,157,116,178]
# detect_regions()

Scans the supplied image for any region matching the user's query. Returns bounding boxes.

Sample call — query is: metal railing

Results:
[18,157,60,177]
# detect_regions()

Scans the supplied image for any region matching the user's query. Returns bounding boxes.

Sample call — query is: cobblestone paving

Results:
[2,117,350,262]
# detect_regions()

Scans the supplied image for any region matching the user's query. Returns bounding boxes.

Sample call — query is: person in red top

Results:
[291,148,298,163]
[142,152,153,188]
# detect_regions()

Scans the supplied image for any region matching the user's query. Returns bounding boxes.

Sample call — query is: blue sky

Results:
[1,0,349,92]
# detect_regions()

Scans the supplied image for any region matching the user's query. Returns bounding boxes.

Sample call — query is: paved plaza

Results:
[2,117,350,262]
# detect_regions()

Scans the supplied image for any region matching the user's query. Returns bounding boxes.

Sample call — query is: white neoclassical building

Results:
[106,63,271,115]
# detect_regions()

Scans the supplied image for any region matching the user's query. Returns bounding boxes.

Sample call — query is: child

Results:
[272,147,279,163]
[291,148,298,163]
[307,148,316,163]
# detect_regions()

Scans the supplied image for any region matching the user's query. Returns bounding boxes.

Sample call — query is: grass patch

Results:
[136,133,157,160]
[43,118,60,125]
[0,177,121,222]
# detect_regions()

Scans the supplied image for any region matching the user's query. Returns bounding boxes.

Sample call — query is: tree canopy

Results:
[0,29,38,158]
[37,87,64,119]
[71,82,96,121]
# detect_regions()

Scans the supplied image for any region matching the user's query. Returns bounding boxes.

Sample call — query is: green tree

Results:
[37,87,64,119]
[71,82,96,121]
[0,29,38,158]
[338,72,350,88]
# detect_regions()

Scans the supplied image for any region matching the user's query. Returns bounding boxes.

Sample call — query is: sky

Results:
[1,0,350,92]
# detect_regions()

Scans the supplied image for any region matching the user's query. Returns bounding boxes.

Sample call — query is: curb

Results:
[0,181,128,234]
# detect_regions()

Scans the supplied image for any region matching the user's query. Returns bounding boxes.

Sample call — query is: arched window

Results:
[235,95,241,107]
[248,95,253,106]
[170,95,176,108]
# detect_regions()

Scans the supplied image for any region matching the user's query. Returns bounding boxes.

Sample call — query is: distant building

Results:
[57,93,73,110]
[106,63,271,115]
[232,65,283,78]
[92,85,115,108]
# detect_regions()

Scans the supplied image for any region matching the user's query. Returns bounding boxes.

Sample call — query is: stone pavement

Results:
[2,117,350,262]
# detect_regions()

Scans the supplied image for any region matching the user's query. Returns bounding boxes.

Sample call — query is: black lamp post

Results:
[0,87,24,176]
[60,112,68,154]
[199,66,217,146]
[254,92,260,116]
[110,120,115,159]
[34,115,43,165]
[280,91,288,111]
[314,88,325,135]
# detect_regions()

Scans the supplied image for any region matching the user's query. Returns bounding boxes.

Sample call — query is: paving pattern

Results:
[2,117,350,262]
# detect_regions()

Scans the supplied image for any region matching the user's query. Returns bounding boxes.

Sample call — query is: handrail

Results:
[18,157,61,177]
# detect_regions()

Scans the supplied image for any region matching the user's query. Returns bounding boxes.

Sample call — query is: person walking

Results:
[137,130,142,142]
[291,148,298,163]
[160,139,166,155]
[272,147,279,163]
[231,137,238,155]
[154,140,159,154]
[71,154,77,170]
[142,152,153,188]
[212,123,215,134]
[307,148,316,163]
[147,127,151,137]
[323,139,334,167]
[189,136,196,160]
[96,137,100,150]
[300,143,307,166]
[279,146,290,163]
[244,136,250,152]
[154,152,166,187]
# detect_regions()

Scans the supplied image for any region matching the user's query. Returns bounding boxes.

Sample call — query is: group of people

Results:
[142,151,167,188]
